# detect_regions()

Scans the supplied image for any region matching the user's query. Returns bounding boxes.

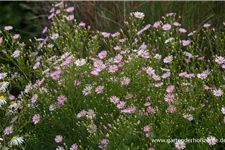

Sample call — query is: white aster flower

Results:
[86,109,96,120]
[120,77,131,85]
[82,84,92,96]
[134,12,145,19]
[75,59,86,66]
[0,95,6,106]
[50,33,59,40]
[154,54,162,60]
[10,136,24,146]
[0,82,9,92]
[11,50,21,58]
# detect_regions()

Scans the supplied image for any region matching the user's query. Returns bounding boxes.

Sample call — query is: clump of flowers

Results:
[0,2,225,150]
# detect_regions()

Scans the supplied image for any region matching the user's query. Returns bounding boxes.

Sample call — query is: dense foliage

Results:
[0,2,225,150]
[1,1,225,42]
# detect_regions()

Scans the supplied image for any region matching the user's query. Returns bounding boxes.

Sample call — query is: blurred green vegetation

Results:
[0,1,225,43]
[0,2,38,43]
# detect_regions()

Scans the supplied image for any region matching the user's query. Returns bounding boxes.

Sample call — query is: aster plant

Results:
[0,1,225,150]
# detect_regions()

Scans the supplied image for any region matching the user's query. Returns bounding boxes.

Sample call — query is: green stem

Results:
[5,53,30,82]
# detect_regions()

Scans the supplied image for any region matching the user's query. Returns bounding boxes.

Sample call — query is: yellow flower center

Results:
[13,136,17,140]
[0,95,4,100]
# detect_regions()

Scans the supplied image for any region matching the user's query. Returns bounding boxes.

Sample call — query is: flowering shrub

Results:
[0,2,225,150]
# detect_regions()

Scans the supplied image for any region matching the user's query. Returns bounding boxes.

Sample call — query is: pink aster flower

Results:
[111,32,120,37]
[42,27,48,34]
[119,38,126,43]
[56,10,61,14]
[79,22,86,27]
[154,82,164,87]
[221,107,225,114]
[114,46,121,51]
[32,114,40,124]
[163,55,173,63]
[110,96,120,104]
[179,28,187,33]
[121,106,136,114]
[55,135,63,143]
[213,88,223,97]
[215,56,225,64]
[173,22,181,26]
[31,94,38,103]
[108,65,118,73]
[164,94,174,103]
[206,136,217,145]
[98,51,107,59]
[33,62,40,70]
[203,23,211,28]
[166,85,175,93]
[175,140,186,149]
[95,86,104,94]
[9,95,15,100]
[66,7,74,12]
[143,125,151,132]
[91,69,99,76]
[162,24,171,30]
[185,73,195,78]
[93,60,103,68]
[144,102,151,106]
[66,15,74,21]
[4,126,13,135]
[223,64,225,69]
[49,8,55,13]
[4,26,13,31]
[55,2,63,7]
[13,34,20,39]
[57,95,67,105]
[56,147,65,150]
[48,13,54,20]
[99,139,109,149]
[152,74,160,81]
[183,114,193,121]
[137,24,151,35]
[97,64,106,71]
[70,144,78,150]
[147,107,156,114]
[181,40,191,46]
[101,32,110,38]
[179,72,187,77]
[162,72,171,79]
[153,21,161,28]
[114,54,123,63]
[117,101,126,109]
[146,67,155,75]
[166,105,177,113]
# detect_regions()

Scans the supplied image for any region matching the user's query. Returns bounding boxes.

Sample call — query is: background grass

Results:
[0,1,225,42]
